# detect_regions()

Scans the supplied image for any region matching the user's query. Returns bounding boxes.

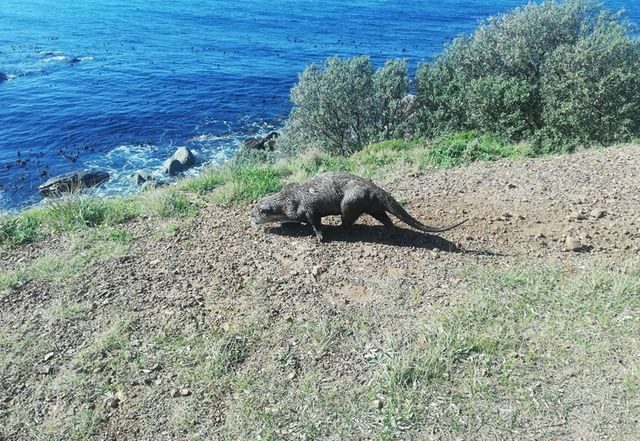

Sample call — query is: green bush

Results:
[372,59,411,140]
[281,56,410,156]
[540,23,640,147]
[415,0,639,150]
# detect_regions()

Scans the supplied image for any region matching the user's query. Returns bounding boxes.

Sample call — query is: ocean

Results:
[1,0,638,212]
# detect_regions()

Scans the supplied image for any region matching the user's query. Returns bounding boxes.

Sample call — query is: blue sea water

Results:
[0,0,638,212]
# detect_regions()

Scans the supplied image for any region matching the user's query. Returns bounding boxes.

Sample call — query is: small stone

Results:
[372,399,384,410]
[311,266,324,277]
[570,211,587,221]
[287,371,297,380]
[43,352,55,362]
[590,209,605,219]
[179,388,191,397]
[565,236,582,252]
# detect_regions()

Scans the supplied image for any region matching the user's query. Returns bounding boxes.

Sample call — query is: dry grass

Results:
[2,256,638,440]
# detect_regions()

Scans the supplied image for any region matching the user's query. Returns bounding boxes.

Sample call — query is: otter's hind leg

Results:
[369,211,394,229]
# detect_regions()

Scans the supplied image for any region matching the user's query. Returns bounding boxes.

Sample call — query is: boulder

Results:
[243,138,261,150]
[132,173,148,186]
[163,158,184,175]
[133,172,168,191]
[39,170,110,197]
[173,146,195,167]
[163,147,195,175]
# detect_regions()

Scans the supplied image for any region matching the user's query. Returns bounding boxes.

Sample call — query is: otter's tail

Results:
[381,192,468,233]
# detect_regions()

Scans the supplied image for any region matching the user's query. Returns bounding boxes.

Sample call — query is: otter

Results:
[250,172,467,242]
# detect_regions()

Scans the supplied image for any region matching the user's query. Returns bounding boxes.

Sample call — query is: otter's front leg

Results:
[305,213,324,243]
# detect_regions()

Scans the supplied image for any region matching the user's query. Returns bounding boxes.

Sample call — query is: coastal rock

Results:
[133,173,149,186]
[173,147,195,168]
[163,147,196,176]
[242,132,279,151]
[0,72,8,83]
[163,158,184,176]
[141,180,167,192]
[133,173,168,191]
[39,170,110,197]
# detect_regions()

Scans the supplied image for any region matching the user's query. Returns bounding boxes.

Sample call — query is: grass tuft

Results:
[425,131,525,168]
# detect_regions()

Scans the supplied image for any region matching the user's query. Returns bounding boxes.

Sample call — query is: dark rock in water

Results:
[163,158,185,176]
[0,72,8,83]
[242,131,279,151]
[163,147,196,175]
[243,138,261,150]
[140,180,167,192]
[39,170,110,197]
[133,172,168,191]
[67,57,81,64]
[133,173,149,186]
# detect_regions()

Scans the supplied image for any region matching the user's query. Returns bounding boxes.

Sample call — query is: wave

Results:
[83,119,283,198]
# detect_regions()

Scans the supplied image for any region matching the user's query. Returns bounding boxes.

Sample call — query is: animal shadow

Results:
[267,222,465,252]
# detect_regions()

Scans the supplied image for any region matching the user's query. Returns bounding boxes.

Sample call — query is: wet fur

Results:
[250,172,467,242]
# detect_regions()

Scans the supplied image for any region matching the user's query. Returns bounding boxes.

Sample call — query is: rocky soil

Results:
[1,145,639,440]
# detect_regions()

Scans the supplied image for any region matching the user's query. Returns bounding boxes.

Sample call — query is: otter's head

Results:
[250,193,290,225]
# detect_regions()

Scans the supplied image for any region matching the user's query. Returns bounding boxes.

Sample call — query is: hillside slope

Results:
[1,145,639,440]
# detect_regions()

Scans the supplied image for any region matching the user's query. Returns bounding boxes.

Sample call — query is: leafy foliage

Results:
[540,22,640,148]
[280,56,410,155]
[415,0,640,151]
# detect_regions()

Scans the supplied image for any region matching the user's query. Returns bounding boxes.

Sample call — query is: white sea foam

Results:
[43,55,69,62]
[74,117,282,200]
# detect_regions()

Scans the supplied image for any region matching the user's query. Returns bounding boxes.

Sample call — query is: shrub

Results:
[372,59,411,140]
[281,56,409,156]
[540,23,640,147]
[416,0,639,149]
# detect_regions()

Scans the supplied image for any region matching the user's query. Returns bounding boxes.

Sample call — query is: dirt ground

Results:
[1,145,639,440]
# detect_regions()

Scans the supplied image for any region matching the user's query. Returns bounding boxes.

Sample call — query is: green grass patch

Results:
[183,163,287,203]
[424,131,525,168]
[139,190,197,218]
[0,211,43,245]
[45,197,140,232]
[0,189,198,247]
[181,168,232,194]
[0,197,139,248]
